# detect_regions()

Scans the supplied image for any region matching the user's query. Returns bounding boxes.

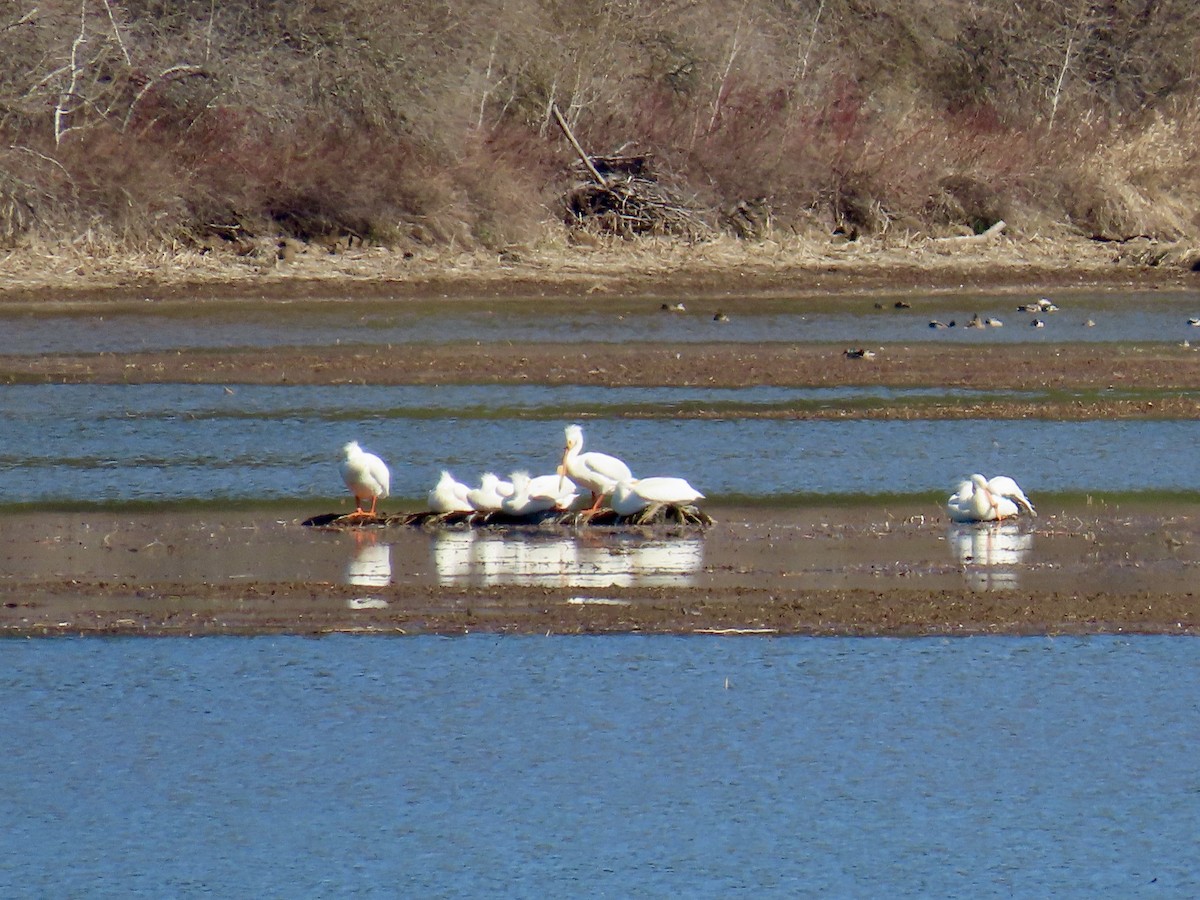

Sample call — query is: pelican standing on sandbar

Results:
[340,441,390,517]
[559,424,633,510]
[947,473,1036,523]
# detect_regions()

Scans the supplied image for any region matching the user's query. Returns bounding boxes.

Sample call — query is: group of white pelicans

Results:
[339,423,1035,525]
[338,423,705,520]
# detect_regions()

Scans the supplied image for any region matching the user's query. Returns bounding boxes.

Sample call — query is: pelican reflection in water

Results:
[432,531,703,588]
[344,534,393,588]
[948,521,1033,590]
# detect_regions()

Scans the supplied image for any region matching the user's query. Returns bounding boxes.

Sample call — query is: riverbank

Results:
[0,231,1196,302]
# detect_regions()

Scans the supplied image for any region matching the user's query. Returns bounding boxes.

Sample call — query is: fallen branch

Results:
[937,219,1008,242]
[551,103,607,187]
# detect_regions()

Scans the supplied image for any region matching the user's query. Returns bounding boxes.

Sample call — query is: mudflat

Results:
[1,502,1196,637]
[1,243,1198,636]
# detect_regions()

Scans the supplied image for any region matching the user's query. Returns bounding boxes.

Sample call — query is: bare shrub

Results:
[0,0,1197,250]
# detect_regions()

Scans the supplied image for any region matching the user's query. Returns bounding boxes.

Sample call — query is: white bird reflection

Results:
[948,522,1033,590]
[344,536,393,587]
[433,531,704,587]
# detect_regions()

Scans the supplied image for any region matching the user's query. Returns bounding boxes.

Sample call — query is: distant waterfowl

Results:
[966,313,985,328]
[661,302,686,312]
[560,424,633,510]
[713,311,730,322]
[428,470,474,513]
[466,473,514,512]
[984,316,1004,327]
[1189,318,1200,327]
[1019,298,1059,313]
[894,300,912,309]
[610,477,705,516]
[1083,319,1096,327]
[844,347,876,359]
[339,441,390,517]
[929,319,951,329]
[947,474,1036,523]
[1030,318,1045,328]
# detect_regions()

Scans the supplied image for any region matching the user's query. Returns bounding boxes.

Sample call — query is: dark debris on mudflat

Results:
[302,503,714,531]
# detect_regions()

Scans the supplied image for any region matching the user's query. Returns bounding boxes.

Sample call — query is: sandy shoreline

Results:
[0,231,1196,303]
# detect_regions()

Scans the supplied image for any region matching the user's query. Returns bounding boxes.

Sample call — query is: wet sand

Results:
[1,504,1197,637]
[4,342,1200,420]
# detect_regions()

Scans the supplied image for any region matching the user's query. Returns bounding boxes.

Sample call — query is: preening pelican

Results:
[340,441,390,517]
[428,470,474,513]
[610,476,704,516]
[466,473,513,512]
[947,474,1036,523]
[501,472,559,516]
[559,424,633,510]
[525,473,581,510]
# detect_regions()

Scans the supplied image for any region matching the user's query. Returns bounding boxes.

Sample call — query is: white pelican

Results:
[339,441,390,517]
[525,473,581,510]
[466,473,513,512]
[610,477,704,516]
[501,472,559,516]
[428,470,474,513]
[559,424,633,510]
[947,474,1036,523]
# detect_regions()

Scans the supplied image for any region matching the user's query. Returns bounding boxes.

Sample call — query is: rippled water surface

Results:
[1,382,1198,505]
[2,635,1196,897]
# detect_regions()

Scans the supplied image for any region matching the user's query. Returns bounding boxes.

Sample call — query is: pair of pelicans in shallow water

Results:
[338,424,705,520]
[340,424,1034,525]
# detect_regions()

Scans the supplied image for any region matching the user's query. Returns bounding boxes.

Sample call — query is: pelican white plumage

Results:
[947,473,1036,523]
[428,470,474,513]
[610,476,704,516]
[339,441,390,516]
[501,472,559,516]
[525,473,581,510]
[984,476,1036,516]
[559,424,633,510]
[466,473,513,512]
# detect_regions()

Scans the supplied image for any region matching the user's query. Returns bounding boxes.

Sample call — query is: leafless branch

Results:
[54,1,87,146]
[122,64,210,131]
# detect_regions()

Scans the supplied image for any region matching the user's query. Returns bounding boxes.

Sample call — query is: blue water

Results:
[1,635,1195,897]
[3,290,1199,349]
[0,383,1198,504]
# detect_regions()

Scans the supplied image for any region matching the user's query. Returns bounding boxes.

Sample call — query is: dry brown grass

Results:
[0,0,1197,261]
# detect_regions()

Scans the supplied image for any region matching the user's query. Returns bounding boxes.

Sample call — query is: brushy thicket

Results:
[1,0,1197,253]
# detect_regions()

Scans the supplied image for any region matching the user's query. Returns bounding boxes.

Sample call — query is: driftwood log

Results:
[303,503,714,531]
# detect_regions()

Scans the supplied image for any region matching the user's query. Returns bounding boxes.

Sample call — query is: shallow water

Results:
[1,635,1195,897]
[4,289,1200,351]
[1,382,1198,505]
